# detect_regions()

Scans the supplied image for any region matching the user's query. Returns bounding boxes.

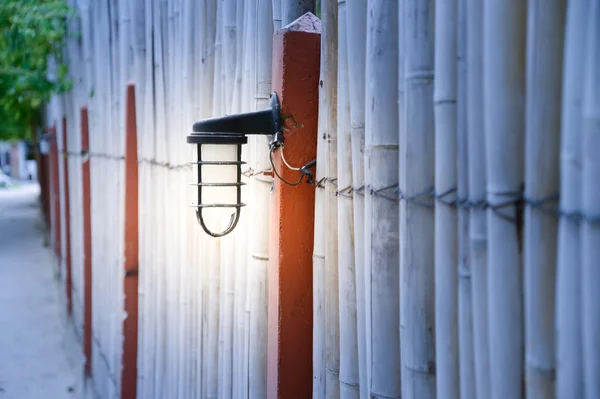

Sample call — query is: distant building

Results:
[0,140,34,181]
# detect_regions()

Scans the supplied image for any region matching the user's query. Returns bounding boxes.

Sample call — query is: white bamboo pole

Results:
[230,0,245,116]
[219,232,235,398]
[232,12,248,385]
[345,0,367,397]
[217,0,237,395]
[336,1,358,398]
[140,0,157,395]
[272,0,282,30]
[555,1,589,397]
[166,0,182,394]
[240,0,257,113]
[483,1,526,397]
[313,63,328,399]
[466,1,490,397]
[581,3,600,397]
[154,0,170,394]
[456,0,475,397]
[206,237,221,399]
[247,1,272,397]
[223,0,237,114]
[397,2,405,398]
[282,0,314,25]
[524,1,566,397]
[401,0,435,397]
[240,1,257,396]
[178,0,196,393]
[213,0,224,116]
[365,0,400,398]
[324,0,339,397]
[232,3,247,390]
[313,0,337,397]
[434,0,458,396]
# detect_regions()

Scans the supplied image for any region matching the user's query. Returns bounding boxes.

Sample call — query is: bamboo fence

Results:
[43,0,598,398]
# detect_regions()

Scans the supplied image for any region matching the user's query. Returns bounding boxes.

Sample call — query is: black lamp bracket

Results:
[189,92,282,145]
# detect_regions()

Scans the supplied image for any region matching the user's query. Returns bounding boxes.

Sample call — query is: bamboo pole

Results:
[247,1,272,397]
[154,0,170,394]
[365,0,400,398]
[434,0,458,396]
[166,0,181,391]
[272,0,282,30]
[456,0,475,397]
[345,0,367,397]
[401,0,435,397]
[524,1,566,397]
[231,2,247,391]
[313,1,337,398]
[206,237,221,399]
[324,0,339,397]
[555,1,589,397]
[178,0,196,392]
[466,1,490,396]
[213,0,224,116]
[336,1,358,397]
[223,0,237,114]
[230,0,245,116]
[219,232,235,398]
[139,0,157,394]
[581,3,600,397]
[483,1,526,397]
[240,0,257,113]
[240,1,257,396]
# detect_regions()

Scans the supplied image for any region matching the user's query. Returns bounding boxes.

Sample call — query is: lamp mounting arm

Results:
[191,93,281,138]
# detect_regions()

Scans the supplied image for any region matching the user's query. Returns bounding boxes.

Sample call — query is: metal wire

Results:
[313,180,600,224]
[279,146,302,171]
[269,147,304,186]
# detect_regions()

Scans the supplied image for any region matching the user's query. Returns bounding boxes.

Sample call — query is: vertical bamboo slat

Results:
[336,1,359,397]
[524,1,566,397]
[401,0,436,397]
[345,1,367,397]
[581,3,600,397]
[365,0,400,398]
[434,0,459,397]
[456,0,475,396]
[313,1,337,397]
[555,1,589,397]
[483,1,527,397]
[466,1,490,397]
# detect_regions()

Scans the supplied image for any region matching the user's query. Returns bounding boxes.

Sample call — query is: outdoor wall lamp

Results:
[187,93,282,238]
[39,133,53,155]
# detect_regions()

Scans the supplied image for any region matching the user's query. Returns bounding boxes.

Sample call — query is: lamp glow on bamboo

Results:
[187,93,281,237]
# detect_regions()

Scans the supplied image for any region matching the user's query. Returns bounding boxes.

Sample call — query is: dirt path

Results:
[0,184,85,399]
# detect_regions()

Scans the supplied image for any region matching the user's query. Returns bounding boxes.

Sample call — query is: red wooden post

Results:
[81,107,93,376]
[121,83,139,399]
[63,116,73,314]
[50,125,61,263]
[268,13,321,399]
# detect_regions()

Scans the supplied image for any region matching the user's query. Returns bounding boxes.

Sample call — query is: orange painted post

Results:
[81,107,93,376]
[121,83,139,399]
[50,125,61,264]
[267,14,321,399]
[63,116,73,314]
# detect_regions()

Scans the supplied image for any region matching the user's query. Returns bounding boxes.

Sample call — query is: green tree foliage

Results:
[0,0,73,140]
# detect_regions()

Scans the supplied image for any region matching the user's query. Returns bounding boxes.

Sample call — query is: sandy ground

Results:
[0,184,89,399]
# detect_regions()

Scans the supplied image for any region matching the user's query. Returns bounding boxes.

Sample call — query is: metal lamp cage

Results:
[187,93,281,238]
